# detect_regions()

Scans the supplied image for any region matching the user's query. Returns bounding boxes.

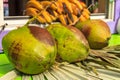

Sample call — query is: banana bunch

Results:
[25,0,90,25]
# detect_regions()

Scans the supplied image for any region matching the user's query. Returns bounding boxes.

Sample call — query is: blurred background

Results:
[4,0,109,16]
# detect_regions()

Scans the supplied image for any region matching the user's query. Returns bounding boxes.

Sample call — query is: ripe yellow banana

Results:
[70,2,81,16]
[67,14,78,25]
[26,0,43,11]
[68,0,83,10]
[41,10,53,23]
[46,9,59,18]
[25,7,38,16]
[37,16,47,23]
[70,14,80,25]
[79,1,87,8]
[25,7,47,23]
[72,14,78,23]
[83,8,90,15]
[40,1,57,10]
[54,1,64,14]
[59,15,68,25]
[82,9,90,19]
[67,15,73,25]
[50,15,57,21]
[25,0,90,25]
[52,10,59,17]
[60,0,73,13]
[79,15,87,22]
[46,9,57,21]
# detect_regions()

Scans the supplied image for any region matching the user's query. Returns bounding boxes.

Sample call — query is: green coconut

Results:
[2,26,57,74]
[46,23,89,63]
[75,19,111,49]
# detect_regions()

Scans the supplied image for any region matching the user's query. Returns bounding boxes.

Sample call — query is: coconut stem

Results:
[0,23,8,34]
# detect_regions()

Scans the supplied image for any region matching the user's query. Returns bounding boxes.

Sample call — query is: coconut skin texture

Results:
[2,26,56,74]
[46,23,89,63]
[75,19,111,49]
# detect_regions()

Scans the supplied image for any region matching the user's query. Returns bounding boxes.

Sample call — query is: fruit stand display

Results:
[0,0,120,80]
